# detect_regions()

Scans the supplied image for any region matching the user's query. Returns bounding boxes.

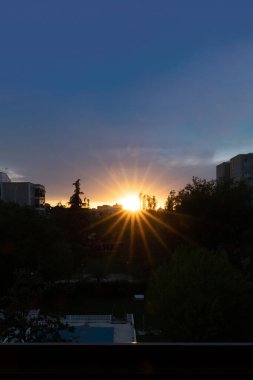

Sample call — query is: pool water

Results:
[61,326,114,343]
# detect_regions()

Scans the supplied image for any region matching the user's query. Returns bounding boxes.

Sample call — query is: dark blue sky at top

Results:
[1,0,253,205]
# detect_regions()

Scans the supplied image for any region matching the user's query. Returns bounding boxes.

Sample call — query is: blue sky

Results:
[1,0,253,206]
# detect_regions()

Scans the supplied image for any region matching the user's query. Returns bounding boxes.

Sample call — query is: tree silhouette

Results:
[83,197,90,209]
[165,190,177,211]
[68,179,84,208]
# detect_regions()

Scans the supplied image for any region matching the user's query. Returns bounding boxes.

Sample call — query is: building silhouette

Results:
[0,172,45,211]
[96,203,123,215]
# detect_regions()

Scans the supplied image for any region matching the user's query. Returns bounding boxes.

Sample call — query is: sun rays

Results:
[84,207,187,270]
[83,159,193,266]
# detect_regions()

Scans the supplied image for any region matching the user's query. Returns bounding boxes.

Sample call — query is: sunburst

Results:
[85,159,192,269]
[121,194,141,212]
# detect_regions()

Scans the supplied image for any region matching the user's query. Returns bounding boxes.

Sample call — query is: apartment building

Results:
[216,161,230,180]
[0,172,45,211]
[216,153,253,187]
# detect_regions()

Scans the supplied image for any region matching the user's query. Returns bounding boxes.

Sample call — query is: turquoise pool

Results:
[61,326,114,343]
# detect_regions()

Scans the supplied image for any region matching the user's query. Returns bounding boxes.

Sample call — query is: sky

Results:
[1,0,253,208]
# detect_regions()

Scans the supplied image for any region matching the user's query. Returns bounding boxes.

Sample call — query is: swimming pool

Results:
[61,326,114,343]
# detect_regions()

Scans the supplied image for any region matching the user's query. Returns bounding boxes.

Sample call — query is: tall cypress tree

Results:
[68,179,84,208]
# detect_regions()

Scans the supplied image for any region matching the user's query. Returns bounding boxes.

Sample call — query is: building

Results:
[216,153,253,187]
[216,161,230,180]
[97,203,123,215]
[0,172,45,211]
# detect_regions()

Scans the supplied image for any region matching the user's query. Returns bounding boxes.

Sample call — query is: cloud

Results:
[3,169,26,181]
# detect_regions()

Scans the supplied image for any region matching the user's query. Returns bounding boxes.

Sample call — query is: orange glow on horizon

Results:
[45,159,169,209]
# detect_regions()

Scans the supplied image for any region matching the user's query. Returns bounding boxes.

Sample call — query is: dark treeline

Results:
[1,176,253,341]
[164,177,253,269]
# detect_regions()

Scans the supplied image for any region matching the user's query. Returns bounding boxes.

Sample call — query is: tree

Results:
[164,177,253,253]
[0,310,73,343]
[175,177,216,215]
[150,195,157,211]
[165,190,177,211]
[139,193,146,210]
[37,242,74,281]
[173,176,252,217]
[85,257,109,284]
[139,193,157,211]
[0,202,73,293]
[68,179,84,208]
[0,270,74,342]
[146,246,253,342]
[83,196,90,209]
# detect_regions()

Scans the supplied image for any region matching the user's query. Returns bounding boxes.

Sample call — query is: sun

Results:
[121,194,141,212]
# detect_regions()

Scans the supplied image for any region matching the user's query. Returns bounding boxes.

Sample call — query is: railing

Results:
[65,314,112,323]
[126,314,137,343]
[132,328,137,343]
[126,313,134,325]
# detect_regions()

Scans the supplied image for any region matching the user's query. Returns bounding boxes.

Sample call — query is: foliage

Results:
[139,193,157,211]
[51,205,91,243]
[175,177,217,214]
[146,246,253,342]
[37,242,74,281]
[164,190,177,211]
[0,203,74,294]
[163,177,253,254]
[175,176,252,217]
[0,309,73,343]
[0,269,74,343]
[85,257,110,284]
[68,179,89,208]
